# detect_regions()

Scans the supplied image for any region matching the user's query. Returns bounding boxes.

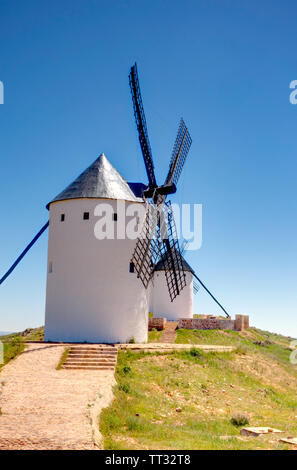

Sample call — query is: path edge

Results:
[89,375,116,449]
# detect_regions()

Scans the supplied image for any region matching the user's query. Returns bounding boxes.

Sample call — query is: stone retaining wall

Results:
[234,314,250,331]
[148,318,167,331]
[177,315,249,332]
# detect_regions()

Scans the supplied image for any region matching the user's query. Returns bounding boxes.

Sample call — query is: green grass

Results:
[0,326,44,342]
[176,327,294,365]
[0,337,24,369]
[56,347,70,370]
[22,327,44,341]
[100,328,297,450]
[0,327,44,369]
[148,330,163,342]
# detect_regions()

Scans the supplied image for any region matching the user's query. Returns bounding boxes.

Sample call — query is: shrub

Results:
[253,340,272,347]
[230,413,249,427]
[119,382,130,394]
[122,365,131,375]
[128,337,135,344]
[126,416,145,431]
[235,345,248,355]
[190,348,202,358]
[103,412,122,431]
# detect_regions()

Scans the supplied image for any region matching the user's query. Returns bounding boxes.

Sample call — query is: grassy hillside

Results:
[0,327,44,369]
[100,328,297,450]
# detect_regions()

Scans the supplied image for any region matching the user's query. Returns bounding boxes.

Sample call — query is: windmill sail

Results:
[158,202,187,301]
[131,201,187,302]
[130,201,162,288]
[166,118,192,186]
[129,64,191,301]
[129,63,157,189]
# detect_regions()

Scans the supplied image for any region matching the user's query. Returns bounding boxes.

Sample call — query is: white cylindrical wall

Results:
[150,271,193,321]
[44,198,149,343]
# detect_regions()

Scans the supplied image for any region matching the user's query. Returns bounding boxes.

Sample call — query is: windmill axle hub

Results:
[143,183,176,199]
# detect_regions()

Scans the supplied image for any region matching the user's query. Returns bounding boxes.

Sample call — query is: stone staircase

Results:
[62,345,118,371]
[161,321,178,343]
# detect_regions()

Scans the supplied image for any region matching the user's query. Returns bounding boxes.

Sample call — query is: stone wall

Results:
[243,315,249,329]
[178,315,250,331]
[234,314,250,331]
[148,317,167,331]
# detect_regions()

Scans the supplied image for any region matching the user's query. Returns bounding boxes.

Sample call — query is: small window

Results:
[48,261,53,273]
[136,216,140,224]
[129,262,135,273]
[113,213,117,221]
[83,212,89,220]
[60,214,65,222]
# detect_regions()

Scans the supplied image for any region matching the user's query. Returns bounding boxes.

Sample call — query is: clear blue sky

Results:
[0,0,296,337]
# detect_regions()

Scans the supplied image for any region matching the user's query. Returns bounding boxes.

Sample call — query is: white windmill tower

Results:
[44,153,149,344]
[150,248,195,321]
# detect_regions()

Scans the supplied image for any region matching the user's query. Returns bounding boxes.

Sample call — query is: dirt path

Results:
[0,344,115,450]
[122,343,234,352]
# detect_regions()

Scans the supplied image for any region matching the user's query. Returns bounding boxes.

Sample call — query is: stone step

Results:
[65,357,117,364]
[66,358,117,363]
[69,347,117,351]
[62,365,115,370]
[65,362,116,367]
[69,349,116,352]
[68,351,117,355]
[161,321,178,343]
[62,346,118,371]
[69,351,117,355]
[67,358,116,363]
[64,361,116,365]
[67,358,117,362]
[68,354,117,359]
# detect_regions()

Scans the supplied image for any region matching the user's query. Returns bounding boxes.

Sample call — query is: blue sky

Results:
[0,0,296,337]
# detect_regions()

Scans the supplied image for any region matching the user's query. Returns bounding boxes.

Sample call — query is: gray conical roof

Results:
[47,153,142,209]
[154,248,194,274]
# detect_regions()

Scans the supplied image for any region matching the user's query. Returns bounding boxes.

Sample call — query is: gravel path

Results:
[0,344,115,450]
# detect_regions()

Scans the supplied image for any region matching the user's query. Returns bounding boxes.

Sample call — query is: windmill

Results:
[0,62,231,321]
[129,63,192,302]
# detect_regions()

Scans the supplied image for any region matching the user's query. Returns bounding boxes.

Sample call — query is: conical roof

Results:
[154,248,194,274]
[47,153,142,209]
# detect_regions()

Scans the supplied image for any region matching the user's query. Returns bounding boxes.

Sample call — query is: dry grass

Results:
[100,328,297,450]
[56,347,70,370]
[148,329,163,342]
[0,327,44,370]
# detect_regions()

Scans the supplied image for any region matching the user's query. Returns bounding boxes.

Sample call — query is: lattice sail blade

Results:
[129,63,157,188]
[165,118,192,186]
[130,202,162,288]
[159,202,187,302]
